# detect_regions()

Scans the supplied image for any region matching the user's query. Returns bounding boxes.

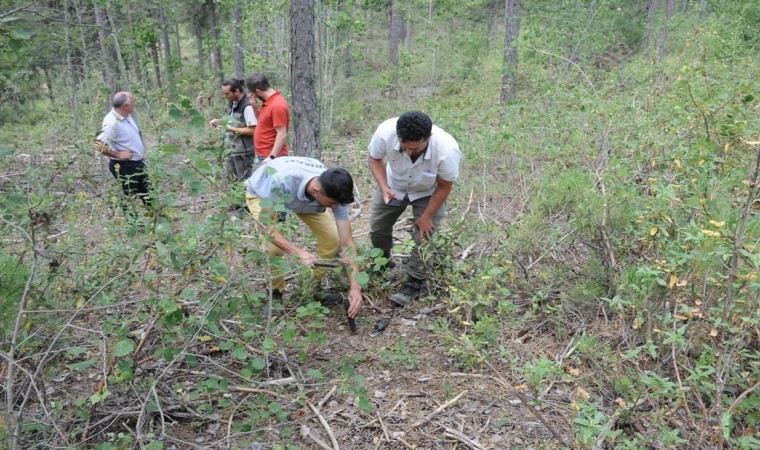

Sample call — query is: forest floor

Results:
[8,145,584,449]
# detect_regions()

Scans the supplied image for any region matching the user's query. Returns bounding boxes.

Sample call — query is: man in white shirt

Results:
[95,91,154,218]
[367,111,462,306]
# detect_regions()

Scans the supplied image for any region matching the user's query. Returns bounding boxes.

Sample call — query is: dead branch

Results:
[407,390,467,430]
[443,425,485,450]
[317,385,337,409]
[306,400,340,450]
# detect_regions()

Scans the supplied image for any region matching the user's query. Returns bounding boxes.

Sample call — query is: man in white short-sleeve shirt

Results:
[95,91,154,219]
[367,110,462,306]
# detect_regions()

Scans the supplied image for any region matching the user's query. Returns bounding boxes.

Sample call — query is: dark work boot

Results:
[389,277,423,307]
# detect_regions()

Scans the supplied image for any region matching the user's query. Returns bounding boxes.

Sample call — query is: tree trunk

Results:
[500,0,521,107]
[642,0,659,49]
[174,23,182,69]
[194,27,205,78]
[233,0,245,79]
[656,0,676,61]
[93,4,116,93]
[126,3,144,85]
[487,0,501,41]
[290,0,321,158]
[151,41,162,89]
[64,0,80,135]
[105,0,129,87]
[389,0,402,86]
[158,5,173,91]
[206,0,224,83]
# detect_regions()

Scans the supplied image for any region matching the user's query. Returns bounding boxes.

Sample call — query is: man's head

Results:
[113,92,136,116]
[245,74,272,101]
[314,168,355,207]
[396,111,433,157]
[221,79,245,102]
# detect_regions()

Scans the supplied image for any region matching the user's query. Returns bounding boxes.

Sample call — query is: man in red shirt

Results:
[246,74,290,164]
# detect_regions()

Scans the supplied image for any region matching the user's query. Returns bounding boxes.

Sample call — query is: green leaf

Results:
[190,116,206,129]
[160,144,180,155]
[9,39,22,51]
[163,129,187,139]
[168,107,183,120]
[112,339,135,357]
[218,341,234,351]
[67,359,97,371]
[353,271,370,287]
[250,357,267,371]
[181,98,192,108]
[11,29,30,39]
[231,347,248,360]
[0,146,13,158]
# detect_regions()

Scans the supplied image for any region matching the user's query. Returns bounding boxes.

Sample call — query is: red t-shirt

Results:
[254,91,289,158]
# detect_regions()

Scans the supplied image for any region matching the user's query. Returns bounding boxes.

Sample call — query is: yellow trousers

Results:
[246,193,339,291]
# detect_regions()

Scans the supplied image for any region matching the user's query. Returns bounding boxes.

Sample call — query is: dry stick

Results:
[317,385,337,409]
[305,431,333,450]
[443,426,485,450]
[377,411,391,443]
[407,390,468,430]
[460,368,570,448]
[228,386,293,402]
[226,393,250,450]
[306,400,340,450]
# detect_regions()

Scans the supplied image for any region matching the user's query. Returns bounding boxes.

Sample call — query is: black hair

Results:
[112,92,131,108]
[396,110,433,141]
[245,74,272,92]
[319,168,355,205]
[222,78,245,93]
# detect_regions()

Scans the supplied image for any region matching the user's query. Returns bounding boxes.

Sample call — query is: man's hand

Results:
[260,157,272,165]
[415,214,435,240]
[381,187,397,204]
[209,118,221,128]
[298,251,318,266]
[346,288,363,318]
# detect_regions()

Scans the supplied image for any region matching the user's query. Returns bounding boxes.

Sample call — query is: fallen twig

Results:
[407,390,467,430]
[444,426,485,450]
[306,399,340,450]
[317,385,337,409]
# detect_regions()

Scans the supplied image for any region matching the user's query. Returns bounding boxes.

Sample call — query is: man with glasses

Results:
[95,91,154,220]
[367,111,462,307]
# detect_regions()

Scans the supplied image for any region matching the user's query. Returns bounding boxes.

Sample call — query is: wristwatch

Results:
[269,155,276,160]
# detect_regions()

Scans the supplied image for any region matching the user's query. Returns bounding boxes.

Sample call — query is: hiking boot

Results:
[389,277,423,307]
[315,290,344,307]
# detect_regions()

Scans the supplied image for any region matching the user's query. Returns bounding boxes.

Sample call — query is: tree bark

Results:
[151,41,162,89]
[656,0,676,61]
[642,0,659,49]
[389,0,402,87]
[233,0,245,79]
[64,0,80,135]
[290,0,321,158]
[126,3,144,85]
[93,3,116,93]
[500,0,521,106]
[105,0,129,87]
[206,0,224,83]
[158,5,173,91]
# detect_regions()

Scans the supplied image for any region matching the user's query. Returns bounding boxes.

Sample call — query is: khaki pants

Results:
[246,193,339,291]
